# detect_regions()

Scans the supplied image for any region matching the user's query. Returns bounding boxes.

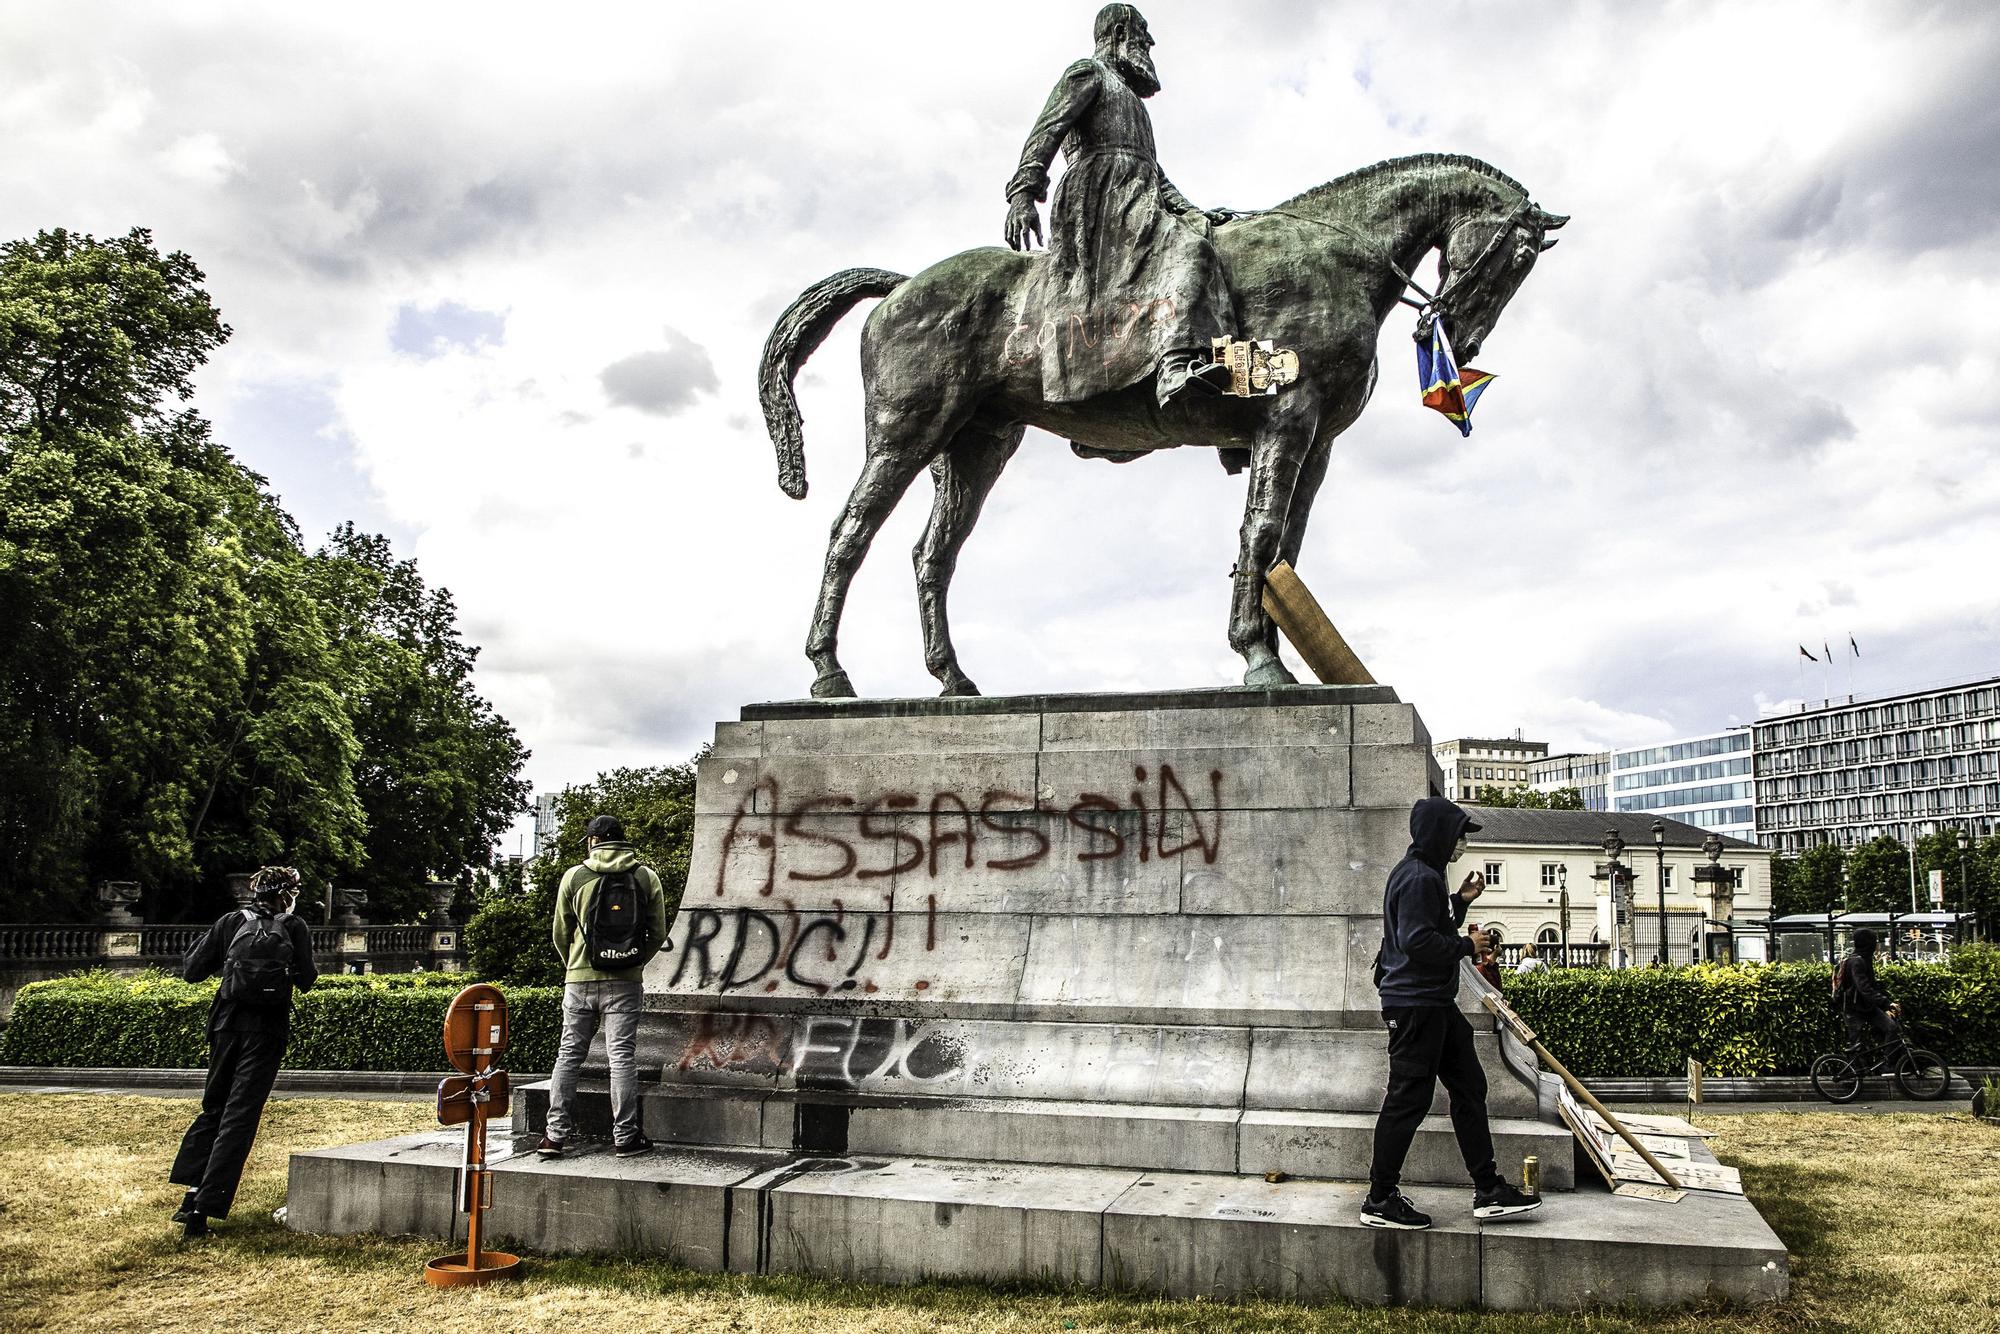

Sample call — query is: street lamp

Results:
[1558,864,1570,969]
[1603,829,1628,968]
[1957,826,1971,945]
[1652,819,1668,967]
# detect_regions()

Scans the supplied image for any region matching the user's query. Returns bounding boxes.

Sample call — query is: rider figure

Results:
[1836,928,1904,1059]
[1004,4,1239,410]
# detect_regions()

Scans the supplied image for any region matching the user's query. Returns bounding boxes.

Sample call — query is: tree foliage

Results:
[466,761,701,985]
[1472,786,1585,810]
[0,227,526,922]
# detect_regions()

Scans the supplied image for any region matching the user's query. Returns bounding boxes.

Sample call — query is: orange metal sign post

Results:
[423,983,523,1287]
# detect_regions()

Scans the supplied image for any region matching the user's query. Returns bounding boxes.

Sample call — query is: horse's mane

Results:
[1277,153,1526,212]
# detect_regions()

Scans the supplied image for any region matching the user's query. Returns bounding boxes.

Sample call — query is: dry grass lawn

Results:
[0,1093,1994,1332]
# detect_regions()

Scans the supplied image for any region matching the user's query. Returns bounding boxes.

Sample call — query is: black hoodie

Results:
[1374,796,1478,1007]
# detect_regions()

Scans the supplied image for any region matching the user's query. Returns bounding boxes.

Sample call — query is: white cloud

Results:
[3,0,1997,834]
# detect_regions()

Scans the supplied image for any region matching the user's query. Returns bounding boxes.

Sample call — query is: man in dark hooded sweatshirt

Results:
[1361,797,1542,1230]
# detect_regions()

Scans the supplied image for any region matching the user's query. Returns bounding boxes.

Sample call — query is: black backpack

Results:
[583,868,653,970]
[221,909,296,1006]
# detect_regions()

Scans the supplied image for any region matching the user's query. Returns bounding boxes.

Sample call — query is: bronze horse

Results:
[760,153,1566,698]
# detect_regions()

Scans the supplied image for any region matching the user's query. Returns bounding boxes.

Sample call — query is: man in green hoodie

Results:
[538,814,672,1157]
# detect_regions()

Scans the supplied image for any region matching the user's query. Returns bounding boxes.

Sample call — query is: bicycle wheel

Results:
[1812,1052,1862,1103]
[1894,1048,1951,1100]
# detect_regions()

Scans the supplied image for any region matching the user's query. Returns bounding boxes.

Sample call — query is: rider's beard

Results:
[1111,43,1161,97]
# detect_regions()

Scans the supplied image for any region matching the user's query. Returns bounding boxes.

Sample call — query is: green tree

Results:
[1772,843,1846,917]
[0,227,526,923]
[466,760,700,985]
[0,229,243,913]
[302,525,529,923]
[1468,786,1585,810]
[1845,835,1913,914]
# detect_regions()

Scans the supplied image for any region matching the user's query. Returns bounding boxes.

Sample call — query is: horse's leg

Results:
[914,420,1024,697]
[1228,415,1317,687]
[1258,377,1371,661]
[806,397,969,698]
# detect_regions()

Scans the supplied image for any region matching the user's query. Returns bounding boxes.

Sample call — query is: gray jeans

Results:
[546,978,643,1144]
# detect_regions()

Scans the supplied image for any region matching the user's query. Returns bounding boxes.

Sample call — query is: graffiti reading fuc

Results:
[713,764,1225,899]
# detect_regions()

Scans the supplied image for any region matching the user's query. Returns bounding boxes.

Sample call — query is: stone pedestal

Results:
[603,685,1543,1175]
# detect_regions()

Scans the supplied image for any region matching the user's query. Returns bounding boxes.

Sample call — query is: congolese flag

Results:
[1416,320,1495,437]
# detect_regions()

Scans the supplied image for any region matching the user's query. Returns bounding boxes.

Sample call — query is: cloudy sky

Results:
[6,0,1997,845]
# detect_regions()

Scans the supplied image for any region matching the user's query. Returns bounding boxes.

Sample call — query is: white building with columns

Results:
[1458,807,1772,966]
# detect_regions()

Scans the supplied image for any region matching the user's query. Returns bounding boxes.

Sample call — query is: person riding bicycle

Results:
[1835,928,1904,1058]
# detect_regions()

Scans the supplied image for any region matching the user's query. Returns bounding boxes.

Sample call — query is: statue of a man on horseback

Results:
[758,14,1567,700]
[1004,4,1238,410]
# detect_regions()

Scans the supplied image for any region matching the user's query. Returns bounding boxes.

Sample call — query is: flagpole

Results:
[1821,639,1831,705]
[1845,634,1855,702]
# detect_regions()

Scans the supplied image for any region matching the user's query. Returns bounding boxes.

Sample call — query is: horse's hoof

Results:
[938,674,982,698]
[810,669,856,699]
[1242,659,1298,688]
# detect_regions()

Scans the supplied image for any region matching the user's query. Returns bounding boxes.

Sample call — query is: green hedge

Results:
[0,971,562,1072]
[1502,949,2000,1077]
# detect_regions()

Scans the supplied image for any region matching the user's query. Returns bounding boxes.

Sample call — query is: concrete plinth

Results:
[288,1129,1787,1309]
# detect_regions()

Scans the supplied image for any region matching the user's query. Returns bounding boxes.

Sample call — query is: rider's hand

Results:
[1469,927,1492,955]
[1005,198,1043,251]
[1457,871,1486,903]
[1889,1002,1902,1018]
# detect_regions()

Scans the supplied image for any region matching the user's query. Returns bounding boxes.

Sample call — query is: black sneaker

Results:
[172,1190,200,1224]
[534,1136,565,1158]
[1473,1180,1543,1220]
[613,1136,655,1158]
[180,1213,208,1240]
[1359,1191,1433,1230]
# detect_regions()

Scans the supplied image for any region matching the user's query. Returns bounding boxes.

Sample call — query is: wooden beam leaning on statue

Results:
[1260,562,1376,686]
[1478,989,1686,1192]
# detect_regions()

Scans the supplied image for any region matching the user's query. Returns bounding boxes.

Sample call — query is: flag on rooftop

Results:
[1799,644,1818,662]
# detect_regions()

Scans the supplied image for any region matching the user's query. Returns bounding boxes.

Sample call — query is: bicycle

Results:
[1810,1033,1952,1103]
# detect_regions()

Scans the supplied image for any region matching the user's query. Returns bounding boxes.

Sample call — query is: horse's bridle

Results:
[1261,199,1536,342]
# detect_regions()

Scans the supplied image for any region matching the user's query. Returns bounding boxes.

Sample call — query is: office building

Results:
[532,791,561,857]
[1753,674,2000,852]
[1609,730,1756,844]
[1434,735,1549,804]
[1528,750,1610,811]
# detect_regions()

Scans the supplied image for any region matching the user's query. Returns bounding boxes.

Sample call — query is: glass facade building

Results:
[1609,730,1756,843]
[1752,676,2000,852]
[1528,751,1610,810]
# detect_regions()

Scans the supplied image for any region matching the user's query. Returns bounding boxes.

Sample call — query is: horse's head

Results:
[1437,202,1567,362]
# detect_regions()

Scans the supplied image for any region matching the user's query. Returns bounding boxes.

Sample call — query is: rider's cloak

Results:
[1006,58,1234,403]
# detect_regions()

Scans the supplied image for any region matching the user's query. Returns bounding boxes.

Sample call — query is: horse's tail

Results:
[759,267,907,500]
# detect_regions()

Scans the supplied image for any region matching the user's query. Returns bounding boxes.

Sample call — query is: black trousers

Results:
[170,1027,286,1217]
[1844,1008,1902,1057]
[1369,1004,1499,1198]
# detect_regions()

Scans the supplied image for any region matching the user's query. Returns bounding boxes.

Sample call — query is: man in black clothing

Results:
[1361,796,1542,1230]
[1838,928,1904,1056]
[169,866,318,1238]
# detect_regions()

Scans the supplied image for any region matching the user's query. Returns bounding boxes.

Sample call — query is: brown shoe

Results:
[534,1136,564,1158]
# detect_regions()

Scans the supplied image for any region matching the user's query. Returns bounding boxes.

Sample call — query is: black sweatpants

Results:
[1368,1004,1500,1199]
[1844,1008,1902,1057]
[170,1027,287,1217]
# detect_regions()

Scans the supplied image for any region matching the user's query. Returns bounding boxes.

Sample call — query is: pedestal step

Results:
[517,1081,1576,1190]
[286,1130,1786,1309]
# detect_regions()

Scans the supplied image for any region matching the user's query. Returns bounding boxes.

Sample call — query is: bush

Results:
[1503,956,2000,1077]
[463,889,563,987]
[0,970,561,1072]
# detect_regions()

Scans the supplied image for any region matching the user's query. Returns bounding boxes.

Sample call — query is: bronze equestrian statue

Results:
[760,5,1566,700]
